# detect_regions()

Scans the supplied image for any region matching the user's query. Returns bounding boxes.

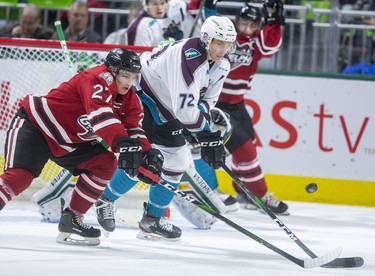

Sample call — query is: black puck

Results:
[305,183,318,193]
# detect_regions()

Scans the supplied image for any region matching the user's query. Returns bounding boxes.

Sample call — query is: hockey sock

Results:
[104,168,138,201]
[69,172,109,215]
[231,140,267,197]
[147,180,178,218]
[193,158,219,190]
[0,168,33,207]
[0,178,14,208]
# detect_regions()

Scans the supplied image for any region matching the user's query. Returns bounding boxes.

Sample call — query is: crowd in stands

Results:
[0,0,375,74]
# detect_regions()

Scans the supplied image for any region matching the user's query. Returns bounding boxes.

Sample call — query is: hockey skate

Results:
[57,208,101,246]
[137,203,181,241]
[95,194,116,237]
[215,189,238,213]
[237,191,289,215]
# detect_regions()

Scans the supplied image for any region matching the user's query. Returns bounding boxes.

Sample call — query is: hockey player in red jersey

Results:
[220,1,288,214]
[194,1,289,215]
[0,48,163,245]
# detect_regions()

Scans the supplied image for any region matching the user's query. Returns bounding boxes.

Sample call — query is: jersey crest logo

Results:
[184,48,201,60]
[77,115,98,141]
[229,41,255,70]
[99,72,113,86]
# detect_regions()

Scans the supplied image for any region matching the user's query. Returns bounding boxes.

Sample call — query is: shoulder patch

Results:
[99,72,113,86]
[184,48,201,60]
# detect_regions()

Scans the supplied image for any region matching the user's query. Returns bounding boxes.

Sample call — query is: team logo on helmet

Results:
[184,48,201,60]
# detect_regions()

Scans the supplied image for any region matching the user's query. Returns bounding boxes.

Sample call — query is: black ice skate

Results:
[57,208,101,246]
[137,203,181,241]
[95,194,116,237]
[237,191,289,215]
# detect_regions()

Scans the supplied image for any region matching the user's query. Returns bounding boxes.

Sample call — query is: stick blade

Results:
[303,247,342,269]
[321,256,364,268]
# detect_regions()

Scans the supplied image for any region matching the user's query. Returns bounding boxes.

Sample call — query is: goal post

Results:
[0,38,152,206]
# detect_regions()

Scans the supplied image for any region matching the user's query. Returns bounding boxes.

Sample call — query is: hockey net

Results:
[0,38,153,209]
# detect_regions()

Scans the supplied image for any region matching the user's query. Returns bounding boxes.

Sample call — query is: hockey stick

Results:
[138,166,341,269]
[189,0,207,37]
[54,20,75,76]
[221,163,364,268]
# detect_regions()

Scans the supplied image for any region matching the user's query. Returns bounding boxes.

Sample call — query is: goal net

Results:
[0,38,152,209]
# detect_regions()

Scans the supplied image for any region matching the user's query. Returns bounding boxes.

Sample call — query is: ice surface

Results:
[0,201,374,276]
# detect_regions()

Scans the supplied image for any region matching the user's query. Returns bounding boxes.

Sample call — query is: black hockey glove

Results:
[138,148,164,185]
[196,131,225,169]
[204,0,222,9]
[264,0,285,25]
[116,137,142,177]
[211,108,230,127]
[182,128,198,145]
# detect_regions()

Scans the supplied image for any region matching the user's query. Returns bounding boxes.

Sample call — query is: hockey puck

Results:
[305,183,318,193]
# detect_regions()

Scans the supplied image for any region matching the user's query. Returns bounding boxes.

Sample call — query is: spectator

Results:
[0,4,53,39]
[51,0,101,43]
[339,0,375,72]
[362,2,375,64]
[125,0,199,46]
[126,0,174,46]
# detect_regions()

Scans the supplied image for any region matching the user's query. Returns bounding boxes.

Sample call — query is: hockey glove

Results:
[163,21,184,41]
[204,0,221,9]
[196,131,225,169]
[264,0,285,25]
[116,137,143,177]
[138,148,164,185]
[210,107,232,145]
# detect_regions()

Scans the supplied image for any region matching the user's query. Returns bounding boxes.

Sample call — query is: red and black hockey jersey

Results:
[20,64,151,157]
[220,24,282,104]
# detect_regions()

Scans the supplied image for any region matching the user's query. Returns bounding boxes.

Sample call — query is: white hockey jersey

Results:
[126,0,199,47]
[135,37,231,133]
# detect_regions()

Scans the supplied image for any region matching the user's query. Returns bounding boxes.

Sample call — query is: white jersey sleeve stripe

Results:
[87,107,114,120]
[92,118,122,132]
[257,29,282,55]
[29,97,75,152]
[41,97,73,144]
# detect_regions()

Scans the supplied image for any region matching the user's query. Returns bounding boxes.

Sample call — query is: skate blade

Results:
[239,203,259,211]
[136,231,181,242]
[258,209,290,216]
[99,227,111,238]
[223,203,239,213]
[56,232,100,246]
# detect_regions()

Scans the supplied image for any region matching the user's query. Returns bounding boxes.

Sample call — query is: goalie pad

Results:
[172,164,238,229]
[31,168,75,222]
[172,184,217,229]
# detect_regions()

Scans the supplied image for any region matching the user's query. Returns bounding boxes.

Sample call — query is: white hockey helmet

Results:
[200,16,237,46]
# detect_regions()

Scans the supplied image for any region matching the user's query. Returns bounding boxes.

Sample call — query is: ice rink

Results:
[0,200,374,276]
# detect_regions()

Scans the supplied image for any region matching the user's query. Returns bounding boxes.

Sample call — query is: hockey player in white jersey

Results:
[126,0,199,46]
[94,16,237,240]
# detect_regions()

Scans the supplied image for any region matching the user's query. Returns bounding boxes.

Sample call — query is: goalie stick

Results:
[138,166,342,269]
[221,163,364,268]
